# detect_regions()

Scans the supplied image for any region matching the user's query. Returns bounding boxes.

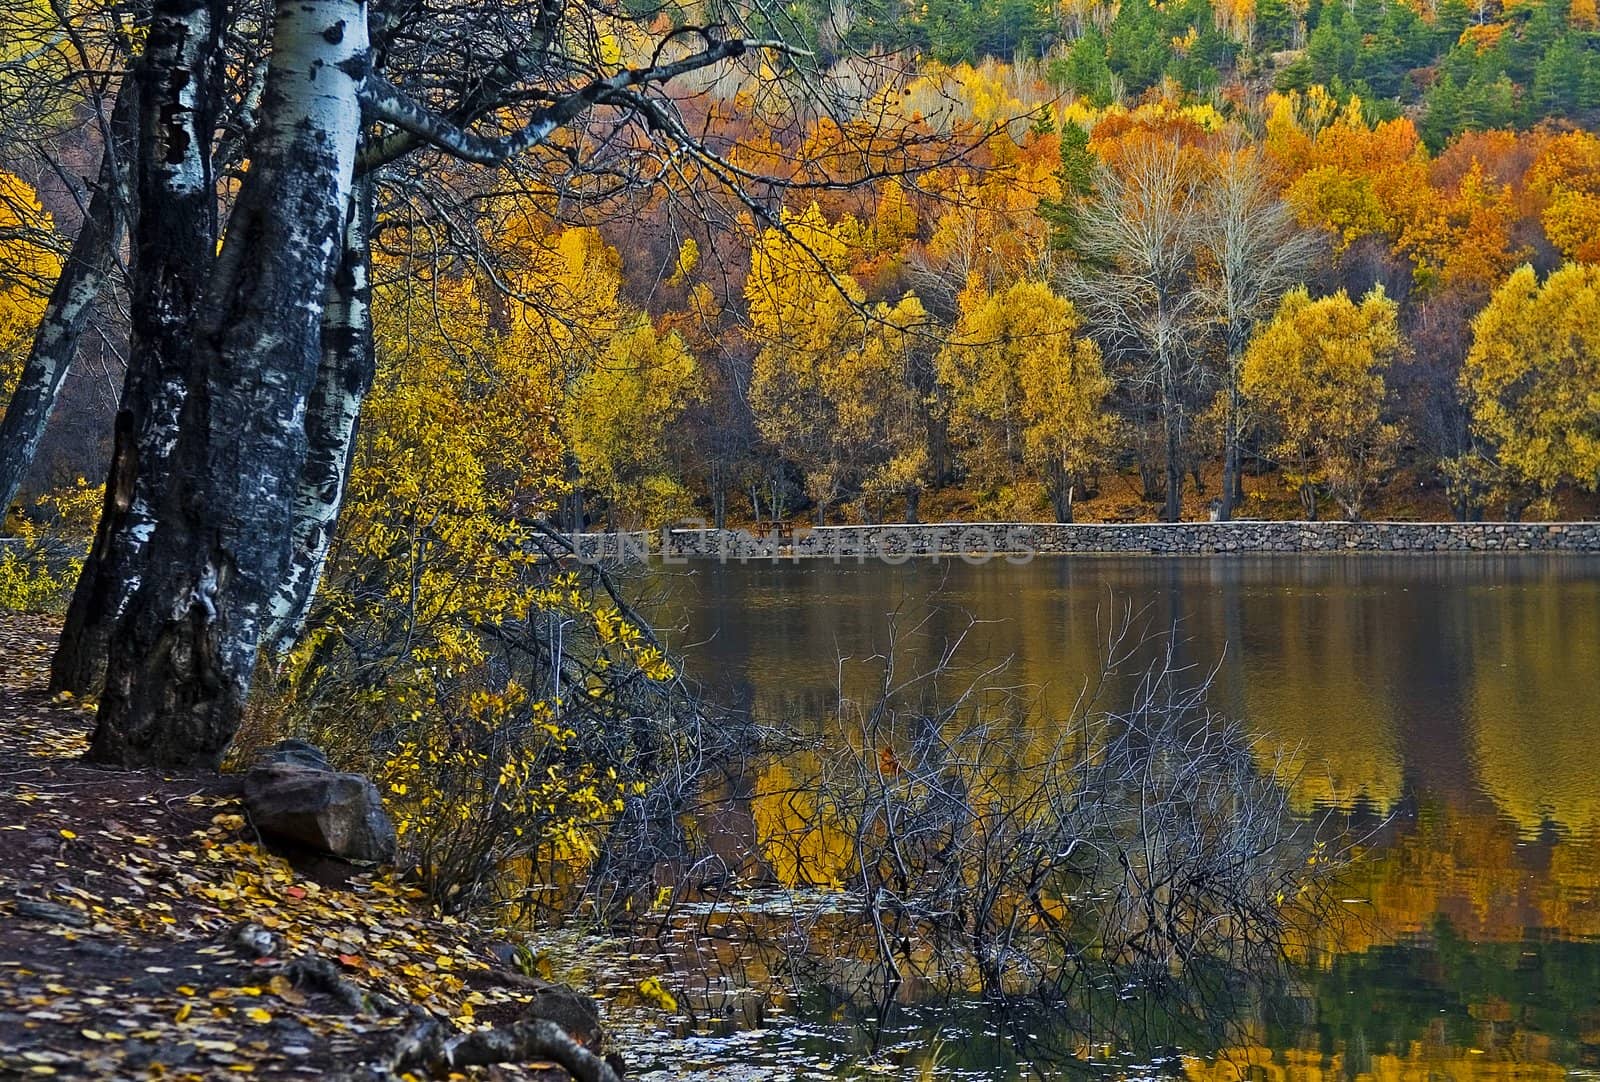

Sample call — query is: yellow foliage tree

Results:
[919,146,1058,303]
[1395,160,1520,293]
[1528,131,1600,264]
[272,228,674,911]
[1213,0,1257,43]
[1285,165,1391,254]
[326,262,565,680]
[564,316,701,528]
[1460,263,1600,511]
[0,171,86,612]
[1542,190,1600,263]
[1241,286,1403,520]
[936,279,1113,520]
[746,204,931,522]
[0,477,101,613]
[0,171,61,404]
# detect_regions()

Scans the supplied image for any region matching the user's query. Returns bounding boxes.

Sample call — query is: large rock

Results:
[243,746,396,864]
[523,983,605,1051]
[257,738,331,771]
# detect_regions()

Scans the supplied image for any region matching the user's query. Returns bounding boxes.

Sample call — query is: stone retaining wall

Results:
[568,521,1600,563]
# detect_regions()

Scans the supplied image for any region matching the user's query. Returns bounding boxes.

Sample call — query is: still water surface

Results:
[627,554,1600,1081]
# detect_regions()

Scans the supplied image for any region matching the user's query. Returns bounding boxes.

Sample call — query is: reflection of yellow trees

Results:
[1186,1044,1565,1082]
[751,756,853,889]
[1469,576,1600,835]
[1544,839,1600,937]
[1339,807,1530,949]
[1326,804,1600,953]
[1237,591,1402,815]
[729,564,1415,818]
[677,563,1420,816]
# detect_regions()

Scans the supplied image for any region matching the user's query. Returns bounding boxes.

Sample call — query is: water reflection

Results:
[630,554,1600,1078]
[647,555,1600,841]
[1468,574,1600,834]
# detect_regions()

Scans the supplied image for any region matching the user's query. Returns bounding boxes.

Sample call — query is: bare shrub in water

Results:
[611,610,1351,1053]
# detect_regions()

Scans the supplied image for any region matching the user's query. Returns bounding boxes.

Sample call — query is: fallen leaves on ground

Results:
[0,613,578,1080]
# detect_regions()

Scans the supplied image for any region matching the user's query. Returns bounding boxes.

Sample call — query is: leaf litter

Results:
[0,614,620,1080]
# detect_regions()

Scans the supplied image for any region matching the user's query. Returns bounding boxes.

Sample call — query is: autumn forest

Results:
[1,0,1599,1073]
[4,0,1600,547]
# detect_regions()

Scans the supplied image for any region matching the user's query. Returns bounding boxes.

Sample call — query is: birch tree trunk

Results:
[89,0,371,767]
[1200,148,1315,524]
[0,87,137,518]
[52,0,228,695]
[262,173,375,657]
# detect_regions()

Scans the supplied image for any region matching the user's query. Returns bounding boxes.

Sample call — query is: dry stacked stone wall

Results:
[568,521,1600,563]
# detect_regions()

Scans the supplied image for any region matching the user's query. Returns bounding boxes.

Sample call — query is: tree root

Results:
[477,965,558,992]
[282,955,376,1014]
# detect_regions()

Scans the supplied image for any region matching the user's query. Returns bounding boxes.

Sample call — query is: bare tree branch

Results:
[359,37,799,166]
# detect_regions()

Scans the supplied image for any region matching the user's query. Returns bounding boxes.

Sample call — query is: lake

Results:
[625,554,1600,1080]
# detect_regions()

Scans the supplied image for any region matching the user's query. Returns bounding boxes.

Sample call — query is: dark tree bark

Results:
[89,0,371,767]
[0,88,137,518]
[262,175,376,657]
[53,0,229,696]
[1162,374,1183,523]
[1300,481,1318,521]
[1048,465,1075,523]
[382,1016,622,1082]
[1219,374,1241,521]
[1137,453,1160,502]
[564,452,585,534]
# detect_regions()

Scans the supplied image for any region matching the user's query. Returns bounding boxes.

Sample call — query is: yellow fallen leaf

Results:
[174,1004,192,1023]
[269,974,307,1007]
[59,830,76,840]
[245,1007,272,1024]
[638,976,678,1012]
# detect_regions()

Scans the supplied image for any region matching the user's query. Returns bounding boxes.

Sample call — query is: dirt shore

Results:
[0,614,593,1081]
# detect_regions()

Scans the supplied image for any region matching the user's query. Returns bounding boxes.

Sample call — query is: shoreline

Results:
[566,520,1600,563]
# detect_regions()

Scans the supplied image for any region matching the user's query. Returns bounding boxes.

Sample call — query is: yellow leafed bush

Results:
[0,479,101,614]
[254,226,687,916]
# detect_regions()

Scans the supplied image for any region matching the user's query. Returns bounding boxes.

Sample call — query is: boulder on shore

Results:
[257,738,332,771]
[242,742,396,864]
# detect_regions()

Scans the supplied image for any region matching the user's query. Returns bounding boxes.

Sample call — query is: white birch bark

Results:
[262,173,374,657]
[92,0,373,766]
